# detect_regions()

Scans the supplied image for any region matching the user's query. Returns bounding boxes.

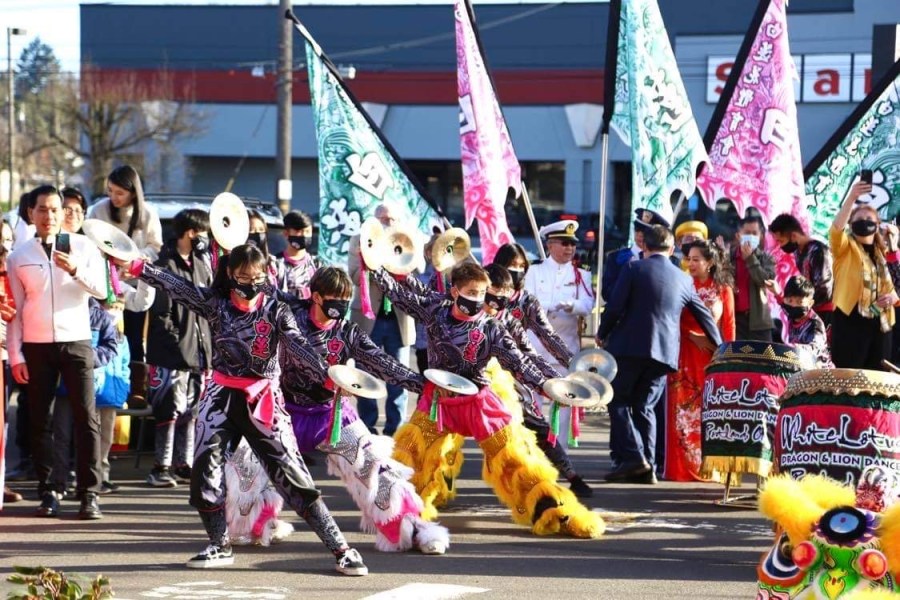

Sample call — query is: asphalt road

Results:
[0,410,771,600]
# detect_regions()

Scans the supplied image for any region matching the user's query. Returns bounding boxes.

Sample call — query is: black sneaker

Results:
[97,481,120,496]
[335,548,368,576]
[147,466,178,488]
[568,475,593,498]
[35,491,60,518]
[77,493,102,520]
[172,465,191,484]
[186,543,234,569]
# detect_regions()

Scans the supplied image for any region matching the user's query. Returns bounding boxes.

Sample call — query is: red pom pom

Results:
[857,549,888,580]
[791,542,819,571]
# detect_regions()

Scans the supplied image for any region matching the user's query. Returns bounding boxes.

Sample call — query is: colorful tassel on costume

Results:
[436,273,446,293]
[328,390,342,447]
[359,265,376,320]
[568,407,581,448]
[104,260,116,304]
[108,258,123,295]
[383,296,393,315]
[547,402,561,447]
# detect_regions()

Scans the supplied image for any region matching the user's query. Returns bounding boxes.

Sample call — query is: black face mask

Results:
[288,235,310,251]
[455,294,484,316]
[321,298,349,320]
[191,236,209,254]
[247,232,267,249]
[780,241,799,254]
[781,303,808,322]
[231,278,264,300]
[485,292,508,311]
[851,219,878,237]
[508,269,525,289]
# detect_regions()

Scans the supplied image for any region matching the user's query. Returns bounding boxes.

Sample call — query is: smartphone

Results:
[55,233,71,255]
[861,169,874,185]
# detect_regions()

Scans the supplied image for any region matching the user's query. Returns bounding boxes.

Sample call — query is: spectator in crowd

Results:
[768,213,834,326]
[674,221,708,272]
[597,225,722,485]
[729,215,775,341]
[664,240,734,482]
[830,180,898,370]
[52,298,121,497]
[61,187,88,235]
[88,166,163,362]
[8,185,108,519]
[0,244,20,503]
[348,203,415,436]
[1,219,13,252]
[11,192,34,251]
[145,209,213,487]
[781,275,832,368]
[246,209,282,288]
[602,208,670,301]
[277,210,319,299]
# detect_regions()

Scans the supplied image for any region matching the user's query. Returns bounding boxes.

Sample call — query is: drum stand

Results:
[713,473,763,509]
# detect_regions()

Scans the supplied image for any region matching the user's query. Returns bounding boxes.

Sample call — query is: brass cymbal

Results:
[383,224,423,276]
[209,192,250,251]
[431,227,471,273]
[542,377,600,408]
[424,368,479,396]
[81,219,140,262]
[327,364,387,400]
[570,347,618,382]
[567,372,613,407]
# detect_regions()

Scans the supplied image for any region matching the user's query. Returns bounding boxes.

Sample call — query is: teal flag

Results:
[303,36,443,266]
[605,0,709,225]
[805,60,900,238]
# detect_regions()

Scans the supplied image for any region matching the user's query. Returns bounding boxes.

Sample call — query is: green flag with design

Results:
[605,0,709,225]
[805,59,900,238]
[296,19,444,266]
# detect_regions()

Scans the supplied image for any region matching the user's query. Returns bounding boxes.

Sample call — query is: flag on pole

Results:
[696,0,806,228]
[805,59,900,238]
[456,0,520,265]
[291,15,445,267]
[604,0,709,226]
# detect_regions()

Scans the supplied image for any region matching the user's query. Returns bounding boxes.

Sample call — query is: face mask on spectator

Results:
[247,232,266,249]
[740,234,760,252]
[851,219,878,237]
[191,236,208,253]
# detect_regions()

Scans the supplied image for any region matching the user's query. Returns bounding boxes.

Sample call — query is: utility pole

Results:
[7,27,25,210]
[275,0,293,214]
[871,24,900,84]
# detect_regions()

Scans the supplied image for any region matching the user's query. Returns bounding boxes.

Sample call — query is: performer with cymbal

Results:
[369,257,603,539]
[118,198,369,575]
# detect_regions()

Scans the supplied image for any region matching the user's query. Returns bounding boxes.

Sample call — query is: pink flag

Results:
[696,0,807,230]
[456,0,520,265]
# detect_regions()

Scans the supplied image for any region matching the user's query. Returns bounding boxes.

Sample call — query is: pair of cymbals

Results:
[327,364,387,399]
[431,227,472,273]
[543,371,613,409]
[359,216,423,275]
[210,192,250,251]
[82,219,140,262]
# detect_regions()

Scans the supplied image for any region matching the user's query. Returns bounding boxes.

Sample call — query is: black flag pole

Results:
[284,10,448,224]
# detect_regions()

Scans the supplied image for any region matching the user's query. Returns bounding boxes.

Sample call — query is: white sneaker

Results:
[418,539,448,555]
[335,548,368,576]
[186,543,234,569]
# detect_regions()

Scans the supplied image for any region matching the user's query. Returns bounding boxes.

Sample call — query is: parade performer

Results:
[126,245,368,575]
[276,266,450,554]
[371,260,604,538]
[276,210,320,298]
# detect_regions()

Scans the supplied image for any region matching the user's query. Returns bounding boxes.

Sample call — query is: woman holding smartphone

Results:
[88,166,163,362]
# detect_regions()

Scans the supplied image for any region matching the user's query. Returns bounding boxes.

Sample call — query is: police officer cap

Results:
[539,219,579,241]
[634,208,671,232]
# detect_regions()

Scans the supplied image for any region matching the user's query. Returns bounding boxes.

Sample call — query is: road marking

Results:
[361,583,489,600]
[136,581,289,599]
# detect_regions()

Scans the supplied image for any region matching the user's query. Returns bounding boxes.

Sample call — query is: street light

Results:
[7,26,26,210]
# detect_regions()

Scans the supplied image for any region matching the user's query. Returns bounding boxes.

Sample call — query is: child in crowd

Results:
[781,275,833,368]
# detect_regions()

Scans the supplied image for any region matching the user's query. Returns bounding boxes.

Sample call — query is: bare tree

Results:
[30,64,205,195]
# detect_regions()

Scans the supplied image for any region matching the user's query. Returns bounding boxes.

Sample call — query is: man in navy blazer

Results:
[596,225,723,484]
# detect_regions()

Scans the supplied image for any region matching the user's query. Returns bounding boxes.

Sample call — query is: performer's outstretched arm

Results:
[347,322,425,395]
[134,261,216,320]
[370,267,438,323]
[275,304,330,386]
[490,322,548,392]
[523,294,574,365]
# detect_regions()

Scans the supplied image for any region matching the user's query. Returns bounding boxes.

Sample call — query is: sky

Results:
[0,0,606,72]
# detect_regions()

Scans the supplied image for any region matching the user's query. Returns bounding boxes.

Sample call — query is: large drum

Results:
[701,341,812,478]
[774,368,900,486]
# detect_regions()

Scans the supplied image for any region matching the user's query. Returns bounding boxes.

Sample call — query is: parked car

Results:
[90,193,288,256]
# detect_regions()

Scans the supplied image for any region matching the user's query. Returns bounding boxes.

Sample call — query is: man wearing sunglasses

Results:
[524,220,594,451]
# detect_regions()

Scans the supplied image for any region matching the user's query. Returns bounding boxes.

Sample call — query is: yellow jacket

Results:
[829,226,895,326]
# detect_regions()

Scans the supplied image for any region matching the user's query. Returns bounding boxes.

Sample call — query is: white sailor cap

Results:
[539,219,579,241]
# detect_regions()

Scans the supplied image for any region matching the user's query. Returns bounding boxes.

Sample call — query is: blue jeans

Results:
[607,357,669,470]
[358,315,409,436]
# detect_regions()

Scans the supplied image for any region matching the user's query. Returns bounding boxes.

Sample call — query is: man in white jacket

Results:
[8,185,108,520]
